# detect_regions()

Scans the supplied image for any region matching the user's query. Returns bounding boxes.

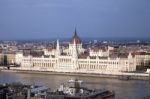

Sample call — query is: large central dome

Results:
[70,29,81,44]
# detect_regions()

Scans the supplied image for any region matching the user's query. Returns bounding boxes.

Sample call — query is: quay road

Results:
[0,66,149,80]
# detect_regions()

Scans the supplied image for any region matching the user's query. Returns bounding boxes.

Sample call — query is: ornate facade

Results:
[15,30,136,74]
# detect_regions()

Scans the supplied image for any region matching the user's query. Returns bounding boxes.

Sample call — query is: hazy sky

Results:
[0,0,150,40]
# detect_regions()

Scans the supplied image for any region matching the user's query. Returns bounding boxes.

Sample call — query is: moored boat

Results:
[118,75,131,81]
[47,79,115,99]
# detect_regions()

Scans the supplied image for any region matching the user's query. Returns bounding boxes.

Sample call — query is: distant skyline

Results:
[0,0,150,40]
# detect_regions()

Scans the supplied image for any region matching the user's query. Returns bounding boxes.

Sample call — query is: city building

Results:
[133,52,150,66]
[15,30,136,74]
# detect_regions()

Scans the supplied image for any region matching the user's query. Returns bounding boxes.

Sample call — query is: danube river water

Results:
[0,72,149,99]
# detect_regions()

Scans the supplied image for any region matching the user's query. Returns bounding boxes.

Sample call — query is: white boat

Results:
[68,78,83,84]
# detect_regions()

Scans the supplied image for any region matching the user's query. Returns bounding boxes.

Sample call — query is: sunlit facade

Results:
[15,30,136,74]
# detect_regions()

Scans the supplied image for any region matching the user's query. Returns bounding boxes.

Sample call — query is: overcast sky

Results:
[0,0,150,40]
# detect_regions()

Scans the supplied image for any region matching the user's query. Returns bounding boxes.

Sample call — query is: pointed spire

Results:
[128,52,132,59]
[56,39,60,50]
[56,39,60,56]
[74,27,77,36]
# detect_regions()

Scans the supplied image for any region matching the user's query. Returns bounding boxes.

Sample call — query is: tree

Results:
[3,55,8,66]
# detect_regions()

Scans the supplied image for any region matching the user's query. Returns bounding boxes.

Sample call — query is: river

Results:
[0,72,149,99]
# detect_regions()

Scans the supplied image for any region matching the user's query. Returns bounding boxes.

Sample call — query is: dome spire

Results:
[70,27,81,44]
[74,27,77,36]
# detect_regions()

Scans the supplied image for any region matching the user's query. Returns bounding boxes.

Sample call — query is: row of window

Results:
[33,63,54,68]
[23,59,55,62]
[23,59,120,65]
[78,65,107,70]
[79,61,119,64]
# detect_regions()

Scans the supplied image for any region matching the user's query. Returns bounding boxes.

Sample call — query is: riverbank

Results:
[0,69,149,99]
[0,68,149,80]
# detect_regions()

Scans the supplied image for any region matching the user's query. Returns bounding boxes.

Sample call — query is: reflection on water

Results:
[0,72,149,99]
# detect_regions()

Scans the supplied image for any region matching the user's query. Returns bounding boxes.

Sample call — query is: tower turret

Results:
[72,39,78,59]
[56,39,60,57]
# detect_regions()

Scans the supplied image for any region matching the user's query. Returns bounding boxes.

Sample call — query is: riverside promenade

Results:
[0,66,149,80]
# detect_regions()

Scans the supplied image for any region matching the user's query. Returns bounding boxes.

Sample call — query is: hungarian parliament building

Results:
[15,30,136,74]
